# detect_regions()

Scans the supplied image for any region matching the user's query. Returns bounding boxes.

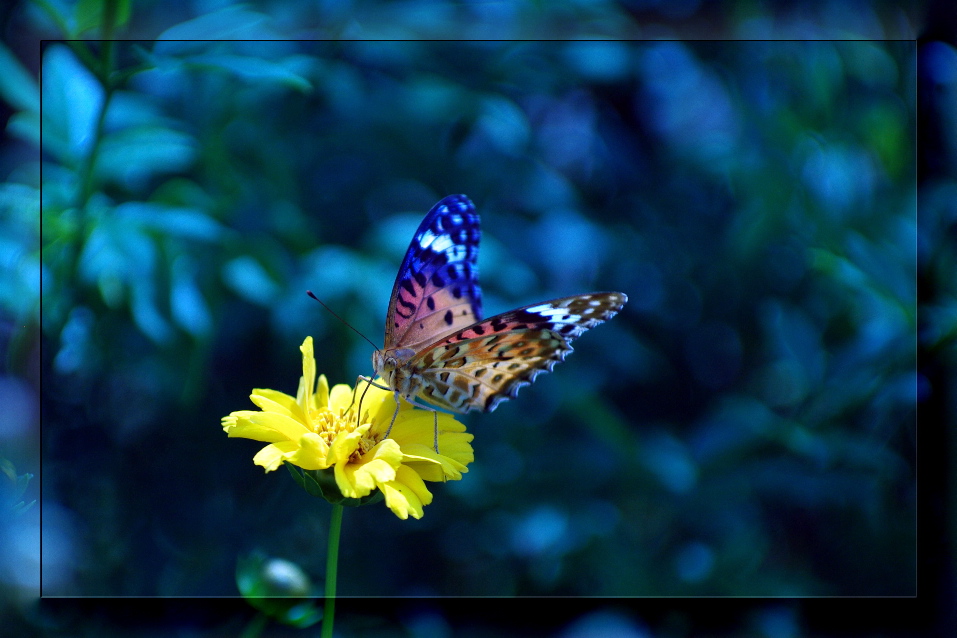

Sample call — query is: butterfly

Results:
[366,194,627,444]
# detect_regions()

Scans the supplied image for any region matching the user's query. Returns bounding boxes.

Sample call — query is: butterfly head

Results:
[373,347,418,396]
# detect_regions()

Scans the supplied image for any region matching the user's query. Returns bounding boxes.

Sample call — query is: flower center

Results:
[310,408,343,445]
[309,406,378,458]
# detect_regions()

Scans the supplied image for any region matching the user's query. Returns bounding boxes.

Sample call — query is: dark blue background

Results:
[0,0,943,635]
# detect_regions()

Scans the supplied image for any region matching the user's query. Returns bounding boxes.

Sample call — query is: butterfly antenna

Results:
[306,290,381,350]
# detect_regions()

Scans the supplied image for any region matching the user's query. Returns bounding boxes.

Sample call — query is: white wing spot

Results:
[418,229,438,250]
[527,303,569,316]
[420,231,453,253]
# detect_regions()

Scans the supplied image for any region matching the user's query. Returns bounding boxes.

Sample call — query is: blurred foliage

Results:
[236,552,322,630]
[0,0,941,634]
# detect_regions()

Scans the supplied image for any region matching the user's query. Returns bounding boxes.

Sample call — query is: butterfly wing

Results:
[410,292,627,413]
[384,195,483,353]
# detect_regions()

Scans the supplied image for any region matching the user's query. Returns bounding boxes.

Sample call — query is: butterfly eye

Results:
[372,349,388,372]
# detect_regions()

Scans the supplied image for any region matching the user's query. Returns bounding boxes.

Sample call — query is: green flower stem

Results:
[321,503,343,638]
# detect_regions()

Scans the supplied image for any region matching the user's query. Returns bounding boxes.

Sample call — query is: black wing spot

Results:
[432,273,446,287]
[452,286,462,299]
[426,296,436,311]
[414,271,427,287]
[561,324,576,334]
[400,278,416,295]
[444,310,454,325]
[473,325,486,336]
[492,374,504,383]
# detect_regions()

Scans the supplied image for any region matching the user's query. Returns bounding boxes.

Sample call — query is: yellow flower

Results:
[222,337,474,519]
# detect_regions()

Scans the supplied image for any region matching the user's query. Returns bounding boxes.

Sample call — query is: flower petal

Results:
[328,383,361,417]
[315,374,329,409]
[253,441,298,472]
[332,437,403,498]
[284,432,331,471]
[249,390,306,424]
[388,411,467,447]
[381,465,433,520]
[401,443,470,482]
[356,378,393,416]
[297,337,316,415]
[224,409,311,443]
[327,425,366,465]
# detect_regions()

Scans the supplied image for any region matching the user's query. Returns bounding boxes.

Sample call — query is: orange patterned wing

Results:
[409,292,628,413]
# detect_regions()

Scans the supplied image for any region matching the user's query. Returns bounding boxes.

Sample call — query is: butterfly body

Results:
[374,195,627,419]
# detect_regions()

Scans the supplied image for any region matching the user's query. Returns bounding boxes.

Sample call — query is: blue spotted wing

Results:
[384,194,483,353]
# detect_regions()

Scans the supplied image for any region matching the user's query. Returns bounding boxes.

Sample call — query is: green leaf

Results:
[130,277,173,344]
[223,256,280,305]
[185,54,312,92]
[299,467,330,499]
[74,0,133,36]
[283,463,384,507]
[94,126,197,191]
[170,256,212,339]
[0,41,40,112]
[155,7,271,56]
[13,500,37,516]
[6,111,41,150]
[40,43,104,164]
[26,0,73,37]
[1,460,35,516]
[115,202,224,241]
[0,458,15,483]
[284,462,308,491]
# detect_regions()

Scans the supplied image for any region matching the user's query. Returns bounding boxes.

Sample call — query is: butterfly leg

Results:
[352,375,375,427]
[383,391,401,440]
[381,393,439,454]
[355,376,442,453]
[355,374,396,429]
